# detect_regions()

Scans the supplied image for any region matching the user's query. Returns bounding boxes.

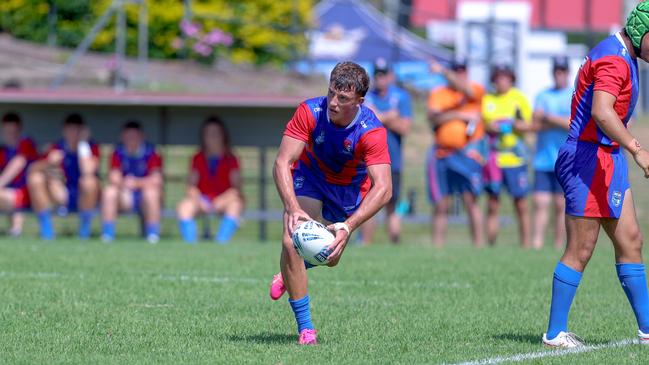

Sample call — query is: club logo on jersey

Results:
[315,131,325,144]
[612,190,622,208]
[343,139,353,154]
[360,120,368,128]
[294,176,304,189]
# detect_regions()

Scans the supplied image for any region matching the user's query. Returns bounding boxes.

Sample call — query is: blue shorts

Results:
[555,139,629,218]
[131,190,143,214]
[533,170,563,193]
[484,165,529,199]
[66,185,80,212]
[292,165,363,223]
[426,147,482,203]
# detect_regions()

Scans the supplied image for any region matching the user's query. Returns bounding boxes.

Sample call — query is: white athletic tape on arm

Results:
[333,222,350,235]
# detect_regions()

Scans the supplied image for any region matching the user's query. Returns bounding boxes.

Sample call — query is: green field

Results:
[2,227,649,364]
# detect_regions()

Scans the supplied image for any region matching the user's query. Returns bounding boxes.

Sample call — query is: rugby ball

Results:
[292,220,334,266]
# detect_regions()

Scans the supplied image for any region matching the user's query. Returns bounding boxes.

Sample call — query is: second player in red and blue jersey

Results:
[176,116,244,244]
[28,114,101,240]
[101,121,163,244]
[543,3,649,347]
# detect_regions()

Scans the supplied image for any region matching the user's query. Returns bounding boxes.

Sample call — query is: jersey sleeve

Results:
[284,103,316,143]
[110,151,121,170]
[534,91,549,113]
[147,152,163,173]
[17,139,38,161]
[398,91,413,118]
[427,88,447,112]
[592,56,629,98]
[90,143,100,158]
[359,128,391,166]
[516,91,533,123]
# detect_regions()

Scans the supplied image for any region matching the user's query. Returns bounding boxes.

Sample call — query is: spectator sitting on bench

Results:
[177,116,244,244]
[28,113,100,240]
[101,120,163,244]
[0,112,38,237]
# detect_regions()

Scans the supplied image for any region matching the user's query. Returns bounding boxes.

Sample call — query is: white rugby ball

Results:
[292,220,334,266]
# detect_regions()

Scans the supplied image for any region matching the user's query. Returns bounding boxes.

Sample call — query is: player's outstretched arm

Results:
[0,155,26,188]
[273,135,312,232]
[592,90,649,177]
[326,163,392,266]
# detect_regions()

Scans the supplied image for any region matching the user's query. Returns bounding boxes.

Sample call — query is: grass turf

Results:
[2,225,649,364]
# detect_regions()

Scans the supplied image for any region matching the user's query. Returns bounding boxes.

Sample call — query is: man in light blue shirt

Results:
[360,58,412,244]
[532,56,572,249]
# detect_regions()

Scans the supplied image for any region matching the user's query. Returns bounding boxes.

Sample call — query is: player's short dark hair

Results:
[202,115,231,152]
[63,113,85,126]
[2,111,22,126]
[329,61,370,97]
[122,119,142,131]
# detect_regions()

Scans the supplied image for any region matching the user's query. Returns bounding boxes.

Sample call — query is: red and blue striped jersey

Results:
[110,142,162,177]
[284,96,390,187]
[0,136,38,189]
[569,33,639,147]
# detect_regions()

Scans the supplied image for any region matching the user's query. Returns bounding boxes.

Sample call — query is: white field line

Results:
[446,339,636,365]
[0,271,471,290]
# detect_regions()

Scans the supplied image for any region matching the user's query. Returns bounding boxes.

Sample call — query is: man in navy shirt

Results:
[360,58,412,244]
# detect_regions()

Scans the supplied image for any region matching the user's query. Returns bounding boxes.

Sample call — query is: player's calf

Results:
[176,197,199,244]
[141,186,162,244]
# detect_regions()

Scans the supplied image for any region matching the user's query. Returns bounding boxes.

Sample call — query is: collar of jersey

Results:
[326,105,361,130]
[615,31,629,54]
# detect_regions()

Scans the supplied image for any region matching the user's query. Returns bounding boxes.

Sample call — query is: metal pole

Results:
[47,2,57,47]
[115,0,127,93]
[259,146,267,242]
[137,1,149,84]
[50,1,117,89]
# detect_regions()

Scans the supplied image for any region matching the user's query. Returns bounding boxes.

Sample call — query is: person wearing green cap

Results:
[542,1,649,348]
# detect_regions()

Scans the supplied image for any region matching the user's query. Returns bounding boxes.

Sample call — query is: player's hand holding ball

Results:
[285,207,312,234]
[325,222,351,267]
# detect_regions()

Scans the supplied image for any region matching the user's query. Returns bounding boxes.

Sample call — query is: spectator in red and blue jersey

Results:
[27,113,100,240]
[101,121,163,244]
[176,116,244,244]
[0,112,38,236]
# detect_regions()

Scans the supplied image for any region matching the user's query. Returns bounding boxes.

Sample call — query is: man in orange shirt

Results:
[427,58,487,247]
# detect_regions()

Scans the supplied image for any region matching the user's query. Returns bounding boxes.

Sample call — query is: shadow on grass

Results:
[227,332,295,345]
[492,333,542,345]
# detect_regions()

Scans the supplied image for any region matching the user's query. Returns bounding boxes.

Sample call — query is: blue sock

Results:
[289,295,314,333]
[215,215,238,243]
[178,219,197,243]
[102,221,115,240]
[37,210,54,240]
[78,210,94,240]
[547,261,582,339]
[616,263,649,333]
[146,223,160,237]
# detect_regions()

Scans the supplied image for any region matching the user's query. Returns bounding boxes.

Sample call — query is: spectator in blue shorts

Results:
[531,56,572,250]
[360,58,412,244]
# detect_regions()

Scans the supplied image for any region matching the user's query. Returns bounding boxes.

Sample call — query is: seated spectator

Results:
[101,121,163,244]
[177,117,243,244]
[0,112,38,236]
[28,113,100,240]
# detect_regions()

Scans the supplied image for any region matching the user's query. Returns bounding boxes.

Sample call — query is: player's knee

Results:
[27,170,46,188]
[142,186,161,202]
[176,199,194,219]
[102,185,119,202]
[79,175,98,192]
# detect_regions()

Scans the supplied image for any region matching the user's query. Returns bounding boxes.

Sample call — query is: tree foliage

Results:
[0,0,313,65]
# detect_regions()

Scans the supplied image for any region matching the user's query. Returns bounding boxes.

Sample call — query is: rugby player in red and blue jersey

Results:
[176,116,244,244]
[28,114,100,240]
[543,3,649,347]
[0,112,38,236]
[269,62,392,345]
[101,121,163,244]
